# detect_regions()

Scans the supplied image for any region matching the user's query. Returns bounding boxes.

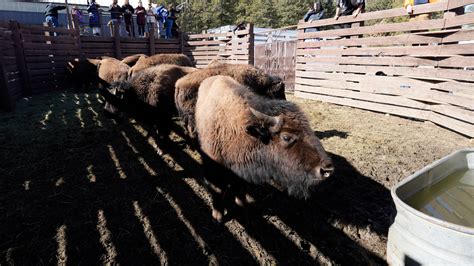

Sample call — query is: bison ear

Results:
[245,123,271,144]
[246,108,283,143]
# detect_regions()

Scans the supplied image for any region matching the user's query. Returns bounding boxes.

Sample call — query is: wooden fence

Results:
[295,0,474,138]
[184,24,254,68]
[0,21,255,111]
[255,41,296,92]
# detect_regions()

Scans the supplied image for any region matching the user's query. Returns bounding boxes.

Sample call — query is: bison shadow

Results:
[314,129,349,140]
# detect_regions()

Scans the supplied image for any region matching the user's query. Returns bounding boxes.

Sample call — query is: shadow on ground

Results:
[0,91,393,265]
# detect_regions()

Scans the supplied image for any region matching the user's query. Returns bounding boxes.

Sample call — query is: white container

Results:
[387,149,474,265]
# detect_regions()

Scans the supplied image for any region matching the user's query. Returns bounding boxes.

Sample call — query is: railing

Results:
[296,0,474,137]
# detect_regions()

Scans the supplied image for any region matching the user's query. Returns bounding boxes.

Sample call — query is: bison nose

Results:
[319,159,334,179]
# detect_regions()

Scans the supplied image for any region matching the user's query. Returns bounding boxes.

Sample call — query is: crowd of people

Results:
[45,0,184,38]
[303,0,439,30]
[45,0,445,39]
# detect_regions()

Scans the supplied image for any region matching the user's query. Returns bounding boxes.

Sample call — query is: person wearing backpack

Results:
[405,0,438,21]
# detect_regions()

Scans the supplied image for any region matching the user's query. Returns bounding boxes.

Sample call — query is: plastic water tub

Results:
[387,148,474,265]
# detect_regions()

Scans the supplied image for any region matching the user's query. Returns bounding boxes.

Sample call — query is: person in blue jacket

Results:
[87,0,102,36]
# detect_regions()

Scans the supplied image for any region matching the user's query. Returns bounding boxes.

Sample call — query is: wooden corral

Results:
[183,24,254,68]
[296,0,474,137]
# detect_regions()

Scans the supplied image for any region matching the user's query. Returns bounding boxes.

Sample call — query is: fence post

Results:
[72,16,83,58]
[9,21,31,96]
[0,49,13,111]
[149,23,155,55]
[180,31,185,54]
[113,20,121,58]
[247,23,254,65]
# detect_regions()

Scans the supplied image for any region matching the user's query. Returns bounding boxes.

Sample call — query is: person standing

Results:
[71,6,85,34]
[121,0,135,37]
[135,2,147,37]
[108,0,122,36]
[155,3,167,38]
[146,3,157,36]
[303,1,325,42]
[44,2,66,28]
[404,0,438,21]
[165,4,181,39]
[87,0,101,36]
[334,0,365,19]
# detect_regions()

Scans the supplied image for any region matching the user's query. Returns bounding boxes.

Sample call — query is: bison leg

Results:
[201,153,234,223]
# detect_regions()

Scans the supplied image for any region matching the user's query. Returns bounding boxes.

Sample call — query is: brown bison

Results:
[128,53,194,78]
[97,58,130,85]
[103,64,196,130]
[121,54,148,67]
[65,58,101,89]
[175,63,285,138]
[195,75,334,222]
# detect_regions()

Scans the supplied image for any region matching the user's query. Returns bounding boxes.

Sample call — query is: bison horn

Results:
[249,107,283,133]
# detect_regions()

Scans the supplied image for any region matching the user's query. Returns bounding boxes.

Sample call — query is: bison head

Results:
[243,107,334,199]
[102,82,134,117]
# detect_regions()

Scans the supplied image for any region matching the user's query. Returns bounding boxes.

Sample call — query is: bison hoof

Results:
[212,209,223,223]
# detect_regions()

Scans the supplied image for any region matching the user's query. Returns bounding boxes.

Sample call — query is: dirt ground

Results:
[0,91,471,265]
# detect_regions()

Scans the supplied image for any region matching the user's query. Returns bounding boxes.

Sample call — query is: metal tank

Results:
[387,148,474,265]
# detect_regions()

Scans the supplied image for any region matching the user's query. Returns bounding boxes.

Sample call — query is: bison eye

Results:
[281,134,294,144]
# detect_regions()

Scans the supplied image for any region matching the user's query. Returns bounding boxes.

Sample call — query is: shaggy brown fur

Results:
[175,63,286,138]
[104,64,196,122]
[195,76,333,222]
[98,58,130,85]
[121,54,148,67]
[128,53,194,78]
[65,58,100,89]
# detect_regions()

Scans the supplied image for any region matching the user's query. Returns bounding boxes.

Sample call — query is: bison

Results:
[97,57,130,86]
[65,58,101,90]
[195,75,334,222]
[121,54,148,67]
[175,62,286,138]
[102,64,196,133]
[128,53,194,78]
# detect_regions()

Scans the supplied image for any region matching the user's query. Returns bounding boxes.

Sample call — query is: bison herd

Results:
[66,53,334,222]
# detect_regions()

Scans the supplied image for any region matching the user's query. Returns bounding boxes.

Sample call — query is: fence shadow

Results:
[0,91,391,265]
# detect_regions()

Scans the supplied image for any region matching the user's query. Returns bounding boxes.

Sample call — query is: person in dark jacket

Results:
[108,0,122,36]
[334,0,365,20]
[44,3,66,27]
[135,1,147,37]
[87,0,101,35]
[121,0,135,37]
[303,1,325,42]
[165,4,182,39]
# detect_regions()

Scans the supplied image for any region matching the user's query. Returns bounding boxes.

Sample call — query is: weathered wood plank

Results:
[295,64,474,82]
